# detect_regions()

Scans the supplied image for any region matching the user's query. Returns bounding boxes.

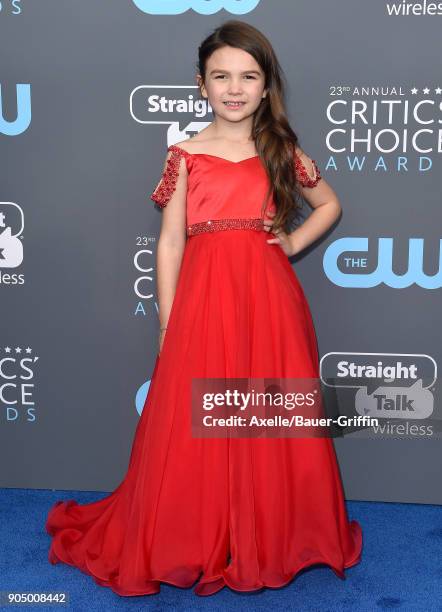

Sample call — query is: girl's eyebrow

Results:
[209,69,261,75]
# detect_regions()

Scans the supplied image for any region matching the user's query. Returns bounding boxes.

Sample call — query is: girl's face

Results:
[198,46,267,124]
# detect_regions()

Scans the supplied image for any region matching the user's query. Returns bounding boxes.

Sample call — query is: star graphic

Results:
[411,88,418,94]
[423,87,430,95]
[435,87,442,95]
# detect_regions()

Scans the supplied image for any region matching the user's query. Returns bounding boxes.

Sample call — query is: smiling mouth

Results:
[223,101,246,106]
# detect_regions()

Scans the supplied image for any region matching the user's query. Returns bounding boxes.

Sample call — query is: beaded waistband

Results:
[187,217,264,236]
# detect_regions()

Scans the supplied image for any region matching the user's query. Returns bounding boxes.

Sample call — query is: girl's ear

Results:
[196,74,207,98]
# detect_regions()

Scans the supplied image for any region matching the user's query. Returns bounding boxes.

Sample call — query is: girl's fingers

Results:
[263,211,276,229]
[263,221,276,233]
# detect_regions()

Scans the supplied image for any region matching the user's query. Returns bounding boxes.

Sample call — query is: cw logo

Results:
[323,237,442,289]
[0,84,31,136]
[132,0,260,15]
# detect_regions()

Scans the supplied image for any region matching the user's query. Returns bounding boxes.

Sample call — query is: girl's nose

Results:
[228,81,243,94]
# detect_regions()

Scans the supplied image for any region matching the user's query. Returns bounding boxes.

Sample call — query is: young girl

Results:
[46,20,363,597]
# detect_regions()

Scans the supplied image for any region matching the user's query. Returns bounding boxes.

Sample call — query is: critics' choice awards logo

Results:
[1,346,39,423]
[326,85,442,173]
[133,238,157,315]
[320,352,438,437]
[0,84,31,135]
[131,0,260,15]
[0,202,24,285]
[323,237,442,289]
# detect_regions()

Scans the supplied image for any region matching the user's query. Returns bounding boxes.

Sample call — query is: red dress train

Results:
[45,143,363,596]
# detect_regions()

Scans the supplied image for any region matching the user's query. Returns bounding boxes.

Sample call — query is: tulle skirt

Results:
[46,228,362,596]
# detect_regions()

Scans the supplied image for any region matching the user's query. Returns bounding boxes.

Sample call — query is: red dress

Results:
[45,143,363,597]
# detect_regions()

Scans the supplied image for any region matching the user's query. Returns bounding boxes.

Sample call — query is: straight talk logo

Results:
[386,0,442,15]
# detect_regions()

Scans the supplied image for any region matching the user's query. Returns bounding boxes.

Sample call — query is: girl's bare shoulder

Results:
[173,128,215,154]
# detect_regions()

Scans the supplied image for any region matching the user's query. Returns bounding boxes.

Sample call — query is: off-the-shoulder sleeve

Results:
[294,150,322,188]
[150,145,186,208]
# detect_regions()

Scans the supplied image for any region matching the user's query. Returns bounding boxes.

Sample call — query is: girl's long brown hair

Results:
[197,20,305,234]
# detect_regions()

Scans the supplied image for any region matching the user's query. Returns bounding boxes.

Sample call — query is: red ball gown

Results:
[45,143,363,597]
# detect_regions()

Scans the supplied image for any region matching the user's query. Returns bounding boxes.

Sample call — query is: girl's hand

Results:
[264,211,294,256]
[263,210,276,234]
[267,229,293,256]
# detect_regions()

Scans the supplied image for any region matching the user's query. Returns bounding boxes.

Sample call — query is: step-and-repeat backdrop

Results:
[1,1,440,504]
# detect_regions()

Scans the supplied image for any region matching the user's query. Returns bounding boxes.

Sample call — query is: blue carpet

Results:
[0,488,440,611]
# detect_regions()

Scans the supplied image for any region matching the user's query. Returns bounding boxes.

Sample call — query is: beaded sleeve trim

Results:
[150,145,185,207]
[295,155,322,188]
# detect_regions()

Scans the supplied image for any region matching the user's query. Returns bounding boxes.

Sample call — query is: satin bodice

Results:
[150,144,322,229]
[179,149,276,226]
